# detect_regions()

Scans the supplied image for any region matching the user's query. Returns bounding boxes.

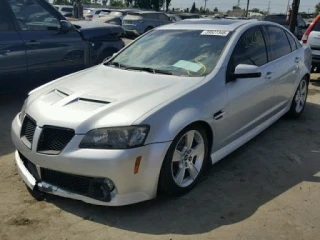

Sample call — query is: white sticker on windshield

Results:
[201,30,230,36]
[173,60,202,72]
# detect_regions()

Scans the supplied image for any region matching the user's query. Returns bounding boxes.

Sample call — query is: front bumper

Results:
[12,114,171,206]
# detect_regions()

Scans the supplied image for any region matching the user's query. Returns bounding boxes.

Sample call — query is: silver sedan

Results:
[12,20,311,206]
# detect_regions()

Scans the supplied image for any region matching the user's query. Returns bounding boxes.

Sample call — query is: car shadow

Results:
[0,93,26,158]
[43,100,320,235]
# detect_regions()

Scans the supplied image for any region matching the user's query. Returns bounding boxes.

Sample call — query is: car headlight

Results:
[79,126,149,149]
[20,99,28,122]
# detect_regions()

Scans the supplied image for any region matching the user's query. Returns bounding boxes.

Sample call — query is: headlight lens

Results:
[79,126,149,149]
[20,99,28,122]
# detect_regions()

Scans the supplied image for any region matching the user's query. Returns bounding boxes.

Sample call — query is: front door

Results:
[7,0,84,88]
[218,27,275,149]
[0,0,27,93]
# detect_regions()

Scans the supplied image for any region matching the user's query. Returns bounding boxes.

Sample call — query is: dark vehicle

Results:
[0,0,125,93]
[175,13,201,20]
[264,14,307,39]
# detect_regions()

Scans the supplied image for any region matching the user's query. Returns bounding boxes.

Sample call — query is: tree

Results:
[233,5,241,10]
[214,7,218,12]
[110,0,124,7]
[165,0,171,11]
[125,0,134,6]
[191,2,196,13]
[316,3,320,13]
[184,8,189,12]
[251,8,261,13]
[102,0,108,6]
[172,7,175,12]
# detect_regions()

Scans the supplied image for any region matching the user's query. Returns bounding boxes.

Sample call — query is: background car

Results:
[122,11,171,36]
[264,14,307,39]
[0,0,124,93]
[53,5,73,14]
[166,13,182,22]
[175,13,201,20]
[302,14,320,72]
[11,19,311,206]
[83,8,111,20]
[94,9,140,26]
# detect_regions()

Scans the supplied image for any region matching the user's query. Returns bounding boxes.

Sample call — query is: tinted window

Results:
[264,15,287,26]
[266,26,291,60]
[285,32,297,51]
[313,20,320,31]
[229,27,267,72]
[61,7,72,13]
[7,0,60,31]
[159,13,169,21]
[297,16,306,28]
[0,4,14,31]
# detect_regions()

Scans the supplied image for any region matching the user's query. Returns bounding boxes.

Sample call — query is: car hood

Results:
[26,65,205,134]
[72,21,124,40]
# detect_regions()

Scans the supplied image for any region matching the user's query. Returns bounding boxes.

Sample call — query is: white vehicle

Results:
[12,20,311,206]
[302,14,320,71]
[83,8,110,20]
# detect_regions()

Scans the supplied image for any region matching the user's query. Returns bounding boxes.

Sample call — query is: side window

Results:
[159,14,169,21]
[297,16,306,28]
[151,13,160,20]
[0,3,14,31]
[229,27,267,73]
[7,0,60,31]
[285,32,297,52]
[265,26,291,60]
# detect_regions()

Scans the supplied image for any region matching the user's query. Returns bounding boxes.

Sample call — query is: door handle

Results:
[265,72,274,79]
[294,57,301,63]
[26,40,40,46]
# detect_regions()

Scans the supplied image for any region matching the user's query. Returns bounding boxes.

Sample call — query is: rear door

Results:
[7,0,84,87]
[0,0,27,93]
[263,25,299,109]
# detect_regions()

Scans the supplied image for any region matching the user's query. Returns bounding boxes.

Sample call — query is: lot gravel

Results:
[0,73,320,240]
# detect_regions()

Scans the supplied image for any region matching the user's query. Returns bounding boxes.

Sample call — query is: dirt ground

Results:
[0,75,320,240]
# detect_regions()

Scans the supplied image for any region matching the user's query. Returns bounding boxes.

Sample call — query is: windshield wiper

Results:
[123,66,173,75]
[104,61,122,68]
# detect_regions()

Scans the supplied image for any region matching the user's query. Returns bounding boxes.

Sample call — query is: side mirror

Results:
[231,64,261,80]
[59,20,73,34]
[103,53,117,62]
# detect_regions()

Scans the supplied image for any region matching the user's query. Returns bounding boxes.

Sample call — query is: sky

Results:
[170,0,318,14]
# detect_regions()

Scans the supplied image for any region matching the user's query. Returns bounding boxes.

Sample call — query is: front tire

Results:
[287,78,308,118]
[158,124,209,196]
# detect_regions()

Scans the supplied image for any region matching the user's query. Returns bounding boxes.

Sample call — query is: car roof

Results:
[158,19,254,31]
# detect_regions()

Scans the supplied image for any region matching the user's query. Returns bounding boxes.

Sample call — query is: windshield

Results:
[109,29,231,77]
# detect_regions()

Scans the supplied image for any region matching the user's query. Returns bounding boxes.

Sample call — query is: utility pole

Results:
[204,0,208,10]
[289,0,300,33]
[245,0,250,18]
[267,1,271,14]
[237,0,240,7]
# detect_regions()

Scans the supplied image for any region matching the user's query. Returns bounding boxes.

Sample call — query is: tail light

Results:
[87,15,93,19]
[302,14,320,44]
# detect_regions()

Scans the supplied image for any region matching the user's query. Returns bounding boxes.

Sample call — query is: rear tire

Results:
[287,77,309,118]
[158,124,209,196]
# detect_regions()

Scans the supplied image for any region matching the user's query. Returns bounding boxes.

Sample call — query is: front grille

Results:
[20,115,37,149]
[40,168,93,195]
[19,152,41,181]
[37,126,75,155]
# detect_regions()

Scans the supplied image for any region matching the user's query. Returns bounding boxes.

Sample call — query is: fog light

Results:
[103,178,115,192]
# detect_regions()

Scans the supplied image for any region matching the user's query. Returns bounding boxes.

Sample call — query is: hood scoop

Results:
[41,88,71,105]
[63,94,112,112]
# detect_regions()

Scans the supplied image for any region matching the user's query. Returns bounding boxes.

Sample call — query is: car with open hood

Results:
[12,19,311,206]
